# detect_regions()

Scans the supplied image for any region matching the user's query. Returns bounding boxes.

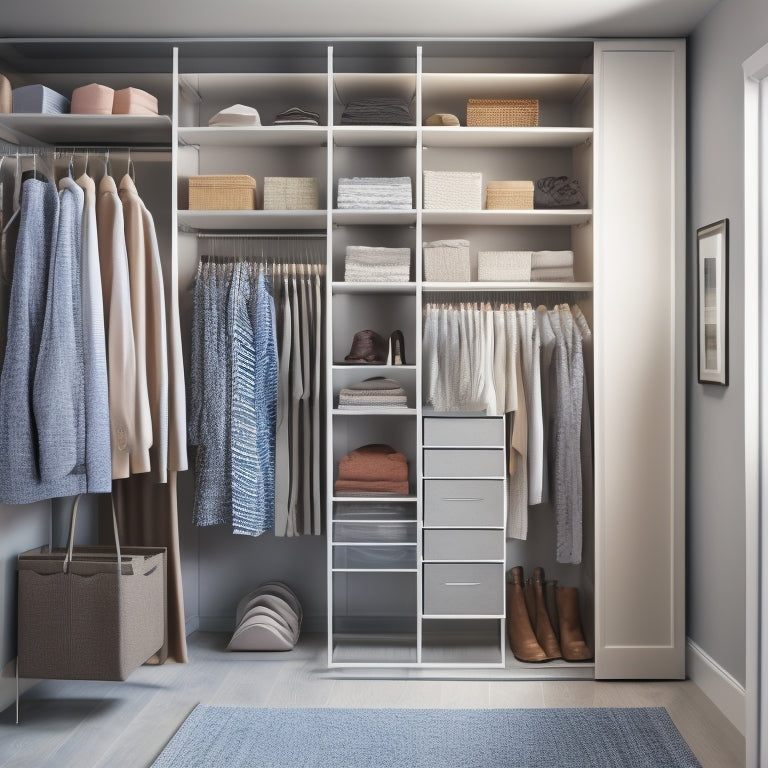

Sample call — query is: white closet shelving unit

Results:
[0,36,685,680]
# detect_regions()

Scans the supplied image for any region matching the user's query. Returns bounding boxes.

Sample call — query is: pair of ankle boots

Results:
[506,565,592,663]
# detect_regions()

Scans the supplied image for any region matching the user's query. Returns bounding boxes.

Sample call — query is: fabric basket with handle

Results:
[17,495,166,681]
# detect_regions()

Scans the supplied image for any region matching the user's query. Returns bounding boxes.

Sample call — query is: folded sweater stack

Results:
[337,177,412,210]
[341,98,413,125]
[338,377,408,409]
[344,245,411,282]
[334,443,410,496]
[531,250,574,282]
[274,106,321,125]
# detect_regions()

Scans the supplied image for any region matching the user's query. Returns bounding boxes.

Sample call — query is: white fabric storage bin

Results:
[477,251,533,281]
[423,239,470,282]
[423,170,482,210]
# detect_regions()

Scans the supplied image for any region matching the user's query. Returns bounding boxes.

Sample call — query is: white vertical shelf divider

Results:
[325,44,335,668]
[415,44,424,665]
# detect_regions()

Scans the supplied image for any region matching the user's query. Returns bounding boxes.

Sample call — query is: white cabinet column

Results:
[593,39,686,679]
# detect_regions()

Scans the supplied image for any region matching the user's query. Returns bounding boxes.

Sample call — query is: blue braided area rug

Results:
[150,706,702,767]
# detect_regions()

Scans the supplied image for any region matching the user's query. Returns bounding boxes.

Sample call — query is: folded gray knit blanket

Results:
[534,176,586,209]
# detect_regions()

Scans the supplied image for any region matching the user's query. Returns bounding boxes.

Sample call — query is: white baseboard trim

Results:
[185,615,200,636]
[687,637,745,735]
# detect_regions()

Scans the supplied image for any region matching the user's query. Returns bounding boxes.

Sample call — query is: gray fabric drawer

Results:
[423,448,505,477]
[423,480,505,527]
[423,529,504,561]
[423,417,504,447]
[423,563,504,615]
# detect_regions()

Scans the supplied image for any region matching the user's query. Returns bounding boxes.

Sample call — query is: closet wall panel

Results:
[593,40,685,679]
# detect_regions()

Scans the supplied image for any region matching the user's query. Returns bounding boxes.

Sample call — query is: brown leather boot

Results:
[545,579,559,640]
[532,567,562,660]
[556,586,593,662]
[506,566,548,663]
[523,578,536,626]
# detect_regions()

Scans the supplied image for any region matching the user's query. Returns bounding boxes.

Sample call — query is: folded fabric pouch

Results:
[209,103,261,126]
[534,176,586,209]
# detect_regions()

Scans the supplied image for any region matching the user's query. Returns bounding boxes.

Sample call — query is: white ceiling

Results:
[0,0,718,38]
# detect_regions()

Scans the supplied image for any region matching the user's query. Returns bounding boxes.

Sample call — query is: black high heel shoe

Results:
[388,330,406,366]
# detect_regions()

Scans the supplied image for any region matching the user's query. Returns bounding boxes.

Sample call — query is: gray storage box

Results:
[423,416,504,447]
[424,529,505,561]
[423,448,505,477]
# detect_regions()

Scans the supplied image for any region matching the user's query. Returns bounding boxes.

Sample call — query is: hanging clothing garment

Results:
[537,305,556,504]
[119,175,153,475]
[132,181,170,484]
[97,174,136,479]
[298,275,312,535]
[507,322,528,540]
[33,176,86,486]
[274,275,292,537]
[0,176,83,503]
[311,269,323,534]
[190,260,233,526]
[518,304,544,505]
[573,304,594,518]
[288,275,302,534]
[76,172,112,492]
[230,266,278,537]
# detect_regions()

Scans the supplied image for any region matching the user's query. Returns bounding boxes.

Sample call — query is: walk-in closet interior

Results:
[0,35,684,688]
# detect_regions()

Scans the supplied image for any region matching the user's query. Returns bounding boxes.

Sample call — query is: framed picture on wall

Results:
[697,218,729,385]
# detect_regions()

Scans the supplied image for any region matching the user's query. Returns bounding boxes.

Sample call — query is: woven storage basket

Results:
[486,180,534,210]
[263,176,319,210]
[188,175,257,210]
[423,240,471,282]
[477,251,532,281]
[423,170,482,210]
[466,98,539,127]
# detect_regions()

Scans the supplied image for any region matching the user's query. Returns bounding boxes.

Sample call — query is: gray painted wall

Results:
[687,0,768,686]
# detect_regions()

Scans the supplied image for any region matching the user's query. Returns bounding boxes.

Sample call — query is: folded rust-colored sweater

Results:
[334,479,410,496]
[336,443,409,482]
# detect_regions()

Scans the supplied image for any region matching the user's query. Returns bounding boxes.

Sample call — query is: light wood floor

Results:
[0,632,745,768]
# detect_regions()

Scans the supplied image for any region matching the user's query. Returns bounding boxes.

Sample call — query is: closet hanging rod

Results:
[196,232,326,240]
[53,145,171,153]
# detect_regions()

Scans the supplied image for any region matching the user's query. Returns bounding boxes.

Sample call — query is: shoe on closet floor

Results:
[506,566,549,663]
[387,330,406,366]
[556,586,593,662]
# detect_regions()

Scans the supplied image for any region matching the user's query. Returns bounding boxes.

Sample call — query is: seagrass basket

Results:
[486,180,534,210]
[263,176,319,210]
[188,175,257,210]
[466,98,539,127]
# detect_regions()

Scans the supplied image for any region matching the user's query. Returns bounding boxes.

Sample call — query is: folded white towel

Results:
[477,251,532,281]
[531,250,574,269]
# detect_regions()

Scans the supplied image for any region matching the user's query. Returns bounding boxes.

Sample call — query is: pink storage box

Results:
[71,83,114,115]
[112,87,158,116]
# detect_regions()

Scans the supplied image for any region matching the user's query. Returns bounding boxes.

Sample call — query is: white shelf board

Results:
[422,281,593,292]
[422,126,592,148]
[332,209,417,226]
[332,282,416,294]
[331,568,419,573]
[333,541,417,547]
[332,408,417,416]
[333,126,417,147]
[331,634,418,665]
[0,113,172,145]
[421,72,592,101]
[422,614,505,620]
[179,125,327,147]
[421,209,591,226]
[333,518,418,524]
[178,209,327,231]
[180,72,328,102]
[332,495,418,503]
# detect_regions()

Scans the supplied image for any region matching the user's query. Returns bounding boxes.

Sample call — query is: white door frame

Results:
[743,41,768,768]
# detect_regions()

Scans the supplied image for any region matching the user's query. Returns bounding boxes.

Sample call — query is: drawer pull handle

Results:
[442,497,483,502]
[445,582,481,587]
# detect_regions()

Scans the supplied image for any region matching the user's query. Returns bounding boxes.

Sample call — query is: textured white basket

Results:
[423,240,471,282]
[477,251,532,281]
[423,171,482,210]
[263,176,318,210]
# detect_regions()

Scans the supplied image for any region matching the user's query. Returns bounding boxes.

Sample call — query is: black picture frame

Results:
[697,218,729,385]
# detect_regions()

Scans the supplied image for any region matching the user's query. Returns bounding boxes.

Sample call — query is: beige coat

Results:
[96,174,136,479]
[119,175,153,475]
